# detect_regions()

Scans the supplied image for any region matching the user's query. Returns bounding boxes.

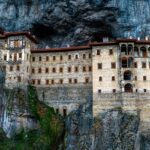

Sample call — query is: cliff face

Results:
[66,104,150,150]
[0,0,150,47]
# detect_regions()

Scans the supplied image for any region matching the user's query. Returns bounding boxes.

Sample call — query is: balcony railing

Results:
[7,46,25,51]
[7,60,22,64]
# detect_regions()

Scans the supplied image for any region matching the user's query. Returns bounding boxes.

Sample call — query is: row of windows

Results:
[32,78,90,85]
[32,53,92,62]
[98,62,150,69]
[97,49,114,55]
[98,62,116,69]
[3,53,22,61]
[9,66,29,72]
[98,89,148,93]
[32,66,92,74]
[8,76,21,82]
[99,76,148,81]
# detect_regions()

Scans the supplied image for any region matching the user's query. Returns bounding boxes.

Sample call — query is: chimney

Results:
[145,36,149,41]
[137,37,140,41]
[103,37,109,42]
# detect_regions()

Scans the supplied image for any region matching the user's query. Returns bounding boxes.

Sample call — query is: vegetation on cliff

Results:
[0,85,65,150]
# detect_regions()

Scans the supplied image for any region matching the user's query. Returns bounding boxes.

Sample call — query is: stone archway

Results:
[124,83,133,93]
[124,70,132,80]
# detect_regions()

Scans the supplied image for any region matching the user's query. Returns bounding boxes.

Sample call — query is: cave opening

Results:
[31,23,56,38]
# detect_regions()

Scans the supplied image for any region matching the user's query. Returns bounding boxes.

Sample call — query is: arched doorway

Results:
[124,83,133,93]
[124,70,132,80]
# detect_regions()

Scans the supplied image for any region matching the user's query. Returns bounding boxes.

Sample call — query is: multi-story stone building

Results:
[1,30,150,121]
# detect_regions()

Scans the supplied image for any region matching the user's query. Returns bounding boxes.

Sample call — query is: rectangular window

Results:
[149,62,150,68]
[51,79,54,85]
[46,56,49,61]
[4,55,7,61]
[19,53,22,58]
[59,67,63,73]
[136,89,138,93]
[89,66,92,72]
[85,78,89,83]
[39,56,42,61]
[37,79,41,85]
[83,54,86,59]
[111,62,116,69]
[134,62,137,68]
[98,89,101,93]
[60,55,63,61]
[113,89,116,93]
[60,79,63,84]
[53,56,56,61]
[45,68,49,73]
[38,68,42,73]
[32,57,35,62]
[52,68,56,73]
[143,76,147,81]
[99,76,102,81]
[98,63,102,69]
[32,68,35,73]
[135,76,137,81]
[83,66,86,72]
[75,54,79,59]
[68,55,71,60]
[144,89,147,93]
[68,78,72,84]
[109,49,113,55]
[89,53,91,58]
[97,49,101,55]
[75,66,78,72]
[74,79,78,84]
[68,67,71,73]
[17,65,20,71]
[46,79,49,85]
[142,62,146,68]
[112,76,115,81]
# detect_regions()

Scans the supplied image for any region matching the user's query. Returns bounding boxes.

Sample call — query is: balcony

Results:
[7,46,25,51]
[7,59,22,65]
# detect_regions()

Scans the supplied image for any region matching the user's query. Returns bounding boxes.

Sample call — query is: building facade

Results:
[1,30,150,119]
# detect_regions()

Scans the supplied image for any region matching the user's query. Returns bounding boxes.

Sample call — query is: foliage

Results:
[0,85,65,150]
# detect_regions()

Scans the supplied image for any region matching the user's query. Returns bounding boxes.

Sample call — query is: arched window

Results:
[128,45,133,55]
[128,57,133,68]
[134,47,139,57]
[140,47,147,58]
[124,70,132,80]
[121,44,127,55]
[124,83,133,93]
[121,57,128,68]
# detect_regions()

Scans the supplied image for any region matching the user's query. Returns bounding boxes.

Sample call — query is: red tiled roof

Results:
[4,32,38,43]
[31,38,150,53]
[31,45,91,53]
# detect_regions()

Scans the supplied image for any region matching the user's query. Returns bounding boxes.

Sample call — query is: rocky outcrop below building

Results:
[0,85,65,149]
[66,104,150,150]
[0,0,150,47]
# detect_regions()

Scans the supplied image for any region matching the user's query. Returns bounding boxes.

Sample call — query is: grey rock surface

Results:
[66,104,150,150]
[0,0,150,47]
